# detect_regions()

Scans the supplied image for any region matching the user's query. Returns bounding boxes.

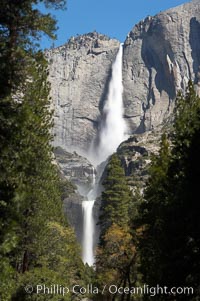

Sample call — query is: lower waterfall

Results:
[82,200,95,266]
[82,43,127,266]
[82,168,96,266]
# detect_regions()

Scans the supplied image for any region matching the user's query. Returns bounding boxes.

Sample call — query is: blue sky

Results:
[41,0,190,49]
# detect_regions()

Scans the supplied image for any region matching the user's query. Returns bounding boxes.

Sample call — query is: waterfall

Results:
[94,43,127,165]
[82,200,95,265]
[82,44,127,266]
[82,168,96,266]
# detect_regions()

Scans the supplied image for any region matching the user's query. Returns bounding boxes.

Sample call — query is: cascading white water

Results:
[82,44,127,266]
[82,200,95,265]
[95,43,127,165]
[82,168,96,266]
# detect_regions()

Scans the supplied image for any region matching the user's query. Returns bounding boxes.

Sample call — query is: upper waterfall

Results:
[92,43,127,165]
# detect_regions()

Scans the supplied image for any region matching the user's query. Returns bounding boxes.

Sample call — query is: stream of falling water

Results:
[82,168,96,265]
[94,43,127,166]
[82,200,95,265]
[82,44,127,266]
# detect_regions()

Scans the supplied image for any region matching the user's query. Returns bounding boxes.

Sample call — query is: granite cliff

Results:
[46,0,200,156]
[46,32,120,153]
[46,1,200,248]
[123,0,200,133]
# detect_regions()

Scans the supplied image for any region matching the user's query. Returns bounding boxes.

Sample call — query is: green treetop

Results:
[99,154,132,239]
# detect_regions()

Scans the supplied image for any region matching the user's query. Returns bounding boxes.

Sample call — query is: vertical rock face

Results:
[46,1,200,156]
[123,0,200,133]
[47,1,200,155]
[46,32,120,153]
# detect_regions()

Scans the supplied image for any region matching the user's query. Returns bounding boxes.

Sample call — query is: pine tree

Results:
[0,48,84,301]
[99,154,132,239]
[96,154,137,301]
[0,0,66,97]
[138,82,200,300]
[165,81,200,296]
[0,1,86,300]
[138,134,171,288]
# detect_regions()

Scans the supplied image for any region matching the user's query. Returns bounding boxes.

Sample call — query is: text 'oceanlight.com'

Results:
[24,283,194,297]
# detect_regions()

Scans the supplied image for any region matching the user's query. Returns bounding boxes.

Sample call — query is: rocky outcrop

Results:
[54,146,95,194]
[123,0,200,133]
[54,146,94,243]
[117,127,162,189]
[46,32,120,153]
[63,192,84,244]
[54,146,100,246]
